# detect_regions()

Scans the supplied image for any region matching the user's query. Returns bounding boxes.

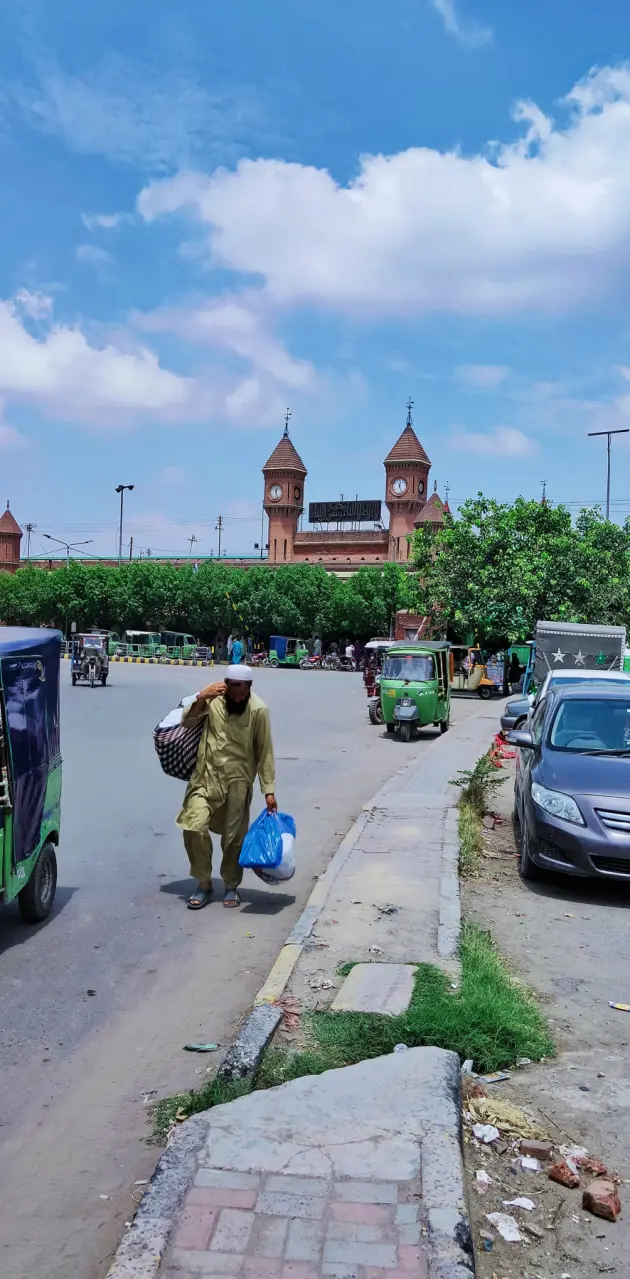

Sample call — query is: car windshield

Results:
[383,654,434,682]
[549,698,630,753]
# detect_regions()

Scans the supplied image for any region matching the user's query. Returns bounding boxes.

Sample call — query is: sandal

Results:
[223,889,241,909]
[187,886,213,910]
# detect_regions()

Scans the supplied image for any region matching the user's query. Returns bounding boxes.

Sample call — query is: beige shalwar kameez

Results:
[176,691,276,890]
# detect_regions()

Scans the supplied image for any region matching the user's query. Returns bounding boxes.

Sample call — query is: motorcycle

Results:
[299,654,324,670]
[338,654,357,672]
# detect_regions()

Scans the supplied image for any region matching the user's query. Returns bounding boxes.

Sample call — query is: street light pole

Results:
[115,484,135,567]
[43,534,93,566]
[588,429,629,520]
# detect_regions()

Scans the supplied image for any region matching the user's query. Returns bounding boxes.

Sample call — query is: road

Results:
[0,663,484,1279]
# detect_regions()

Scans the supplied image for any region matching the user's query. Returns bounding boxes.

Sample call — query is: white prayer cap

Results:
[225,664,253,682]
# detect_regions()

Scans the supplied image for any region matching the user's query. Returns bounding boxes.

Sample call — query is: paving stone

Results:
[257,1191,326,1219]
[242,1260,282,1276]
[394,1206,418,1225]
[334,1181,398,1204]
[170,1249,243,1274]
[397,1225,420,1245]
[194,1170,260,1191]
[265,1175,331,1197]
[331,965,415,1015]
[327,1220,390,1244]
[321,1265,360,1278]
[172,1206,218,1250]
[284,1218,325,1262]
[210,1208,254,1253]
[191,1186,257,1209]
[397,1244,429,1272]
[328,1137,419,1180]
[324,1240,398,1267]
[248,1213,289,1258]
[281,1265,321,1278]
[330,1203,394,1226]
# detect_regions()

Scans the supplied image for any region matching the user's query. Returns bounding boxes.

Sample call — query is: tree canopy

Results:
[411,496,630,645]
[0,559,413,641]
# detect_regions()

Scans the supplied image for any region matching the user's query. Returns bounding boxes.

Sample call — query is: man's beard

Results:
[225,691,251,715]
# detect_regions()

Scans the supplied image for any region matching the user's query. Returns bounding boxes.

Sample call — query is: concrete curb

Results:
[106,751,470,1278]
[61,654,215,666]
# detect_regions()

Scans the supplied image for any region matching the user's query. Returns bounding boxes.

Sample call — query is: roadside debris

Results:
[549,1158,581,1189]
[520,1139,553,1162]
[473,1123,500,1144]
[503,1196,536,1210]
[309,977,334,991]
[393,1043,409,1052]
[368,944,384,955]
[183,1042,218,1053]
[475,1169,492,1193]
[466,1096,546,1140]
[479,1070,511,1084]
[521,1155,542,1172]
[609,1001,630,1012]
[486,1211,523,1242]
[523,1220,545,1240]
[582,1178,621,1222]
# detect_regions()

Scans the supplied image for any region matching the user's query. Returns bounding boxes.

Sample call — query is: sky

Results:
[2,0,630,558]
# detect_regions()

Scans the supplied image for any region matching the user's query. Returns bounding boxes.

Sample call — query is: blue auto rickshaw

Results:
[0,628,62,922]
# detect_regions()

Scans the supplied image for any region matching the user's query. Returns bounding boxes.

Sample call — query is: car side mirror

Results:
[508,729,534,749]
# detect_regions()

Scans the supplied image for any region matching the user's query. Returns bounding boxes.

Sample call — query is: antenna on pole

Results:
[445,482,450,504]
[540,479,548,505]
[406,397,414,428]
[188,533,198,558]
[283,407,291,437]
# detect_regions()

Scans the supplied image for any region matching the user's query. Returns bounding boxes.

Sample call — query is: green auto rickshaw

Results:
[267,636,308,668]
[380,642,451,741]
[1,627,62,922]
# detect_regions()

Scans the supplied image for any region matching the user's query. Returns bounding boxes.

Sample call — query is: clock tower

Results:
[384,401,431,561]
[262,410,307,563]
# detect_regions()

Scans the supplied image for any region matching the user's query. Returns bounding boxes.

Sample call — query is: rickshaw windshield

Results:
[383,654,435,682]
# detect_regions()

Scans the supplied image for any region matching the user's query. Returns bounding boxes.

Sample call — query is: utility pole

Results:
[588,429,629,520]
[540,479,547,505]
[115,484,135,567]
[129,536,133,560]
[216,515,223,558]
[25,522,37,559]
[188,533,198,558]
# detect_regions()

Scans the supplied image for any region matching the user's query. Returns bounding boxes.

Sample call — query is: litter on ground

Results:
[467,1096,547,1139]
[486,1211,523,1242]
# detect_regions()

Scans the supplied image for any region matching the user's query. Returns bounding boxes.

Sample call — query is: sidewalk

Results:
[108,704,498,1279]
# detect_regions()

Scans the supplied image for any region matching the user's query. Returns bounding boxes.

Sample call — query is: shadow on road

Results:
[159,878,296,914]
[0,886,78,955]
[519,871,630,910]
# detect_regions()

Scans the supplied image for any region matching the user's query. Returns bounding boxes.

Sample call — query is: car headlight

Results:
[531,782,585,826]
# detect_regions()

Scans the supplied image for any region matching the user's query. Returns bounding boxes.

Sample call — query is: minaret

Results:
[262,409,307,564]
[384,400,431,560]
[0,501,23,573]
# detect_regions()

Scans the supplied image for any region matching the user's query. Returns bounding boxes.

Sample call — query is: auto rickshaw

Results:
[450,645,497,698]
[71,633,109,686]
[380,642,451,741]
[267,636,308,668]
[363,639,393,724]
[0,627,61,922]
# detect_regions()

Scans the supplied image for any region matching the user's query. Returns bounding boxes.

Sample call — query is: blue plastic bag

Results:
[239,810,297,869]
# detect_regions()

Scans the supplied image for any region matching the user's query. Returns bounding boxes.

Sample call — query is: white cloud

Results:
[429,0,492,48]
[0,421,26,449]
[451,425,536,457]
[139,64,630,318]
[81,212,125,231]
[0,294,192,426]
[455,364,510,387]
[13,289,53,320]
[76,243,114,267]
[10,54,268,171]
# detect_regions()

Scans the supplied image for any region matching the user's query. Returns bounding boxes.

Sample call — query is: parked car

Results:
[511,685,630,881]
[500,668,630,734]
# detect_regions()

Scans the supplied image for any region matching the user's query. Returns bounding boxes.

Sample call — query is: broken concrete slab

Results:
[330,962,416,1015]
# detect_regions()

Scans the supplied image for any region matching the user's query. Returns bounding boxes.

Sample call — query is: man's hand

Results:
[265,793,278,813]
[196,681,226,702]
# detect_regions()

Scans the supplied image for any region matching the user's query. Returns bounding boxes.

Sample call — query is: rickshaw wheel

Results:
[71,673,77,686]
[440,715,450,733]
[386,722,396,734]
[18,842,58,923]
[400,722,413,742]
[478,685,493,700]
[368,700,383,725]
[101,673,108,686]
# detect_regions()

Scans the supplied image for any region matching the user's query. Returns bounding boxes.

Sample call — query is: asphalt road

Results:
[0,663,484,1279]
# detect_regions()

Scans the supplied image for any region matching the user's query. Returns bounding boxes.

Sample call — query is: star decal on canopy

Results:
[574,650,585,666]
[552,648,565,663]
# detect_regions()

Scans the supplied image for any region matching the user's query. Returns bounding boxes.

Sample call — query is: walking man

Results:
[231,634,244,665]
[176,665,277,909]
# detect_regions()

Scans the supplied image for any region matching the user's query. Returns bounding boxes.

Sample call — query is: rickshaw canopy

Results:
[0,628,61,863]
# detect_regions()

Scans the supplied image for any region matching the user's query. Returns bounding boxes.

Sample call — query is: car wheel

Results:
[18,842,58,923]
[518,820,543,882]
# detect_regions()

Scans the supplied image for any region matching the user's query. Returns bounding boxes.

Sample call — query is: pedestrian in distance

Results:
[176,665,277,910]
[231,635,244,664]
[313,636,322,657]
[227,633,234,662]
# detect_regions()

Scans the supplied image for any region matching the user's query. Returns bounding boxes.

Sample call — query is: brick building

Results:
[263,408,448,569]
[0,503,22,573]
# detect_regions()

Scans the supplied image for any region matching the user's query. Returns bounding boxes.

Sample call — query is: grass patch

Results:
[258,923,554,1085]
[458,800,483,877]
[336,960,358,978]
[151,1076,252,1144]
[151,925,554,1139]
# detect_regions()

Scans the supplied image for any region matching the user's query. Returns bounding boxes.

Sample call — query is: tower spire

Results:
[283,407,291,438]
[406,397,414,428]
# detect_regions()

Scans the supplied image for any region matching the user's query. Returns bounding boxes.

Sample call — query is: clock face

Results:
[391,477,408,496]
[293,485,302,502]
[268,483,283,502]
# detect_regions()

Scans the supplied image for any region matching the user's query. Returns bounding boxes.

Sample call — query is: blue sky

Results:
[2,0,630,557]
